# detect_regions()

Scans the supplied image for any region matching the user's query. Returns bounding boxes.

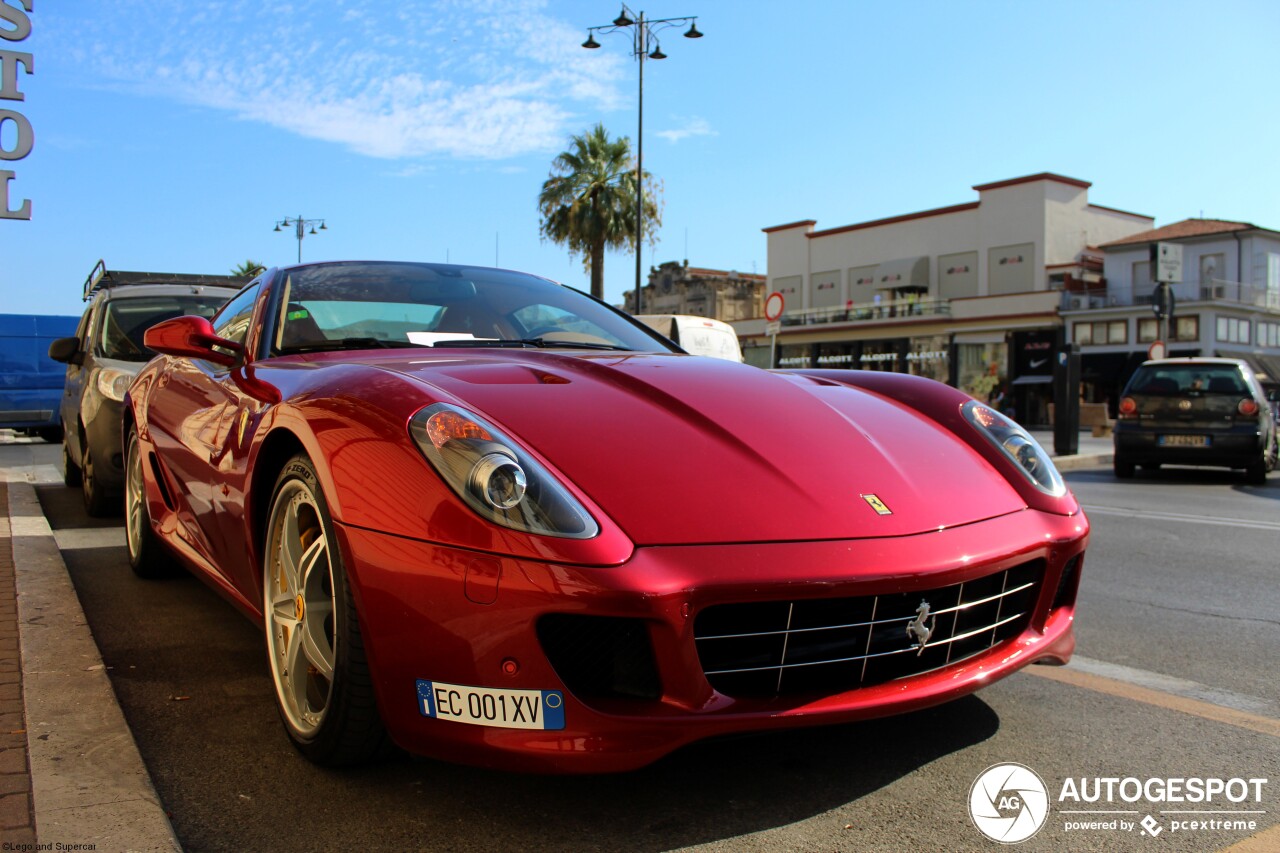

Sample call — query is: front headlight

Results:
[409,403,599,539]
[962,400,1066,496]
[96,367,133,402]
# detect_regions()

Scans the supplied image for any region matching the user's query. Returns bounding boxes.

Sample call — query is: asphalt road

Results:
[5,437,1279,852]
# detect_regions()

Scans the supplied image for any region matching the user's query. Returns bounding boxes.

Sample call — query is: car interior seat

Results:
[435,301,507,339]
[1145,377,1179,395]
[1208,376,1241,394]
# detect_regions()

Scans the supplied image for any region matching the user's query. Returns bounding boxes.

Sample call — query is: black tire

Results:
[1114,456,1136,479]
[263,455,386,766]
[62,441,82,487]
[124,428,175,578]
[1245,448,1269,486]
[38,426,63,443]
[81,441,117,517]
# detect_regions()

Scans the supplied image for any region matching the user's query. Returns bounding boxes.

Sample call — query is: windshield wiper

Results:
[278,337,431,355]
[434,338,633,352]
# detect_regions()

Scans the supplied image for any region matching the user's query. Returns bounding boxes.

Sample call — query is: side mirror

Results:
[48,336,83,365]
[144,315,240,367]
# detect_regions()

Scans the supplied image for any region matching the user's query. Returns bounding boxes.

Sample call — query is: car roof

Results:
[1137,357,1248,368]
[94,282,241,303]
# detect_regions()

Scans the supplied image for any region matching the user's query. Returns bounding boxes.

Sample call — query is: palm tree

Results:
[538,123,661,300]
[230,259,265,277]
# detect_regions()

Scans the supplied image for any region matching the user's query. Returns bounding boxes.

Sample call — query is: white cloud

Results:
[55,0,630,160]
[655,116,716,144]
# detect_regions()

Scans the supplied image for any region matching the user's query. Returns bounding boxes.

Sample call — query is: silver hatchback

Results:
[1112,357,1278,484]
[48,262,242,515]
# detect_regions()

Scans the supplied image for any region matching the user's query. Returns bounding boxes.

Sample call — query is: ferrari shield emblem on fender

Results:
[861,493,892,515]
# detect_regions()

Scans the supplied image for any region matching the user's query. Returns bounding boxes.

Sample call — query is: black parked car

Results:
[48,261,243,515]
[1113,357,1278,484]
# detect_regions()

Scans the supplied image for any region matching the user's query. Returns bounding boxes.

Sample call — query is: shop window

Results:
[1260,321,1280,347]
[1074,320,1127,345]
[1216,317,1250,344]
[1175,316,1199,342]
[1140,315,1199,343]
[1199,253,1225,286]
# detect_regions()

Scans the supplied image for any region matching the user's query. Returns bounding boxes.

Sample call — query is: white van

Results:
[633,314,743,362]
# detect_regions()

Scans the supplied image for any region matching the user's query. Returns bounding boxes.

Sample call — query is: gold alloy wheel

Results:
[125,433,144,559]
[264,479,338,737]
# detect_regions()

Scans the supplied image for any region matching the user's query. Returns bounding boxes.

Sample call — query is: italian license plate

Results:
[1158,434,1210,447]
[416,680,565,730]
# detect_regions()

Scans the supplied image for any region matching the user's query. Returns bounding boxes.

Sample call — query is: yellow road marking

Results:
[1026,665,1280,739]
[1218,822,1280,852]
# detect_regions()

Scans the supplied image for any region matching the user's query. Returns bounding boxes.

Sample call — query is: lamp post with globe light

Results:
[274,215,327,263]
[582,5,702,314]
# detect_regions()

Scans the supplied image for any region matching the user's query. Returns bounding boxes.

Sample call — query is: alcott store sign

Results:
[1,0,33,220]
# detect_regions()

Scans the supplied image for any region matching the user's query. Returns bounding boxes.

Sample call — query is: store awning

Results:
[954,331,1006,345]
[874,256,929,290]
[1252,354,1280,389]
[1219,350,1280,388]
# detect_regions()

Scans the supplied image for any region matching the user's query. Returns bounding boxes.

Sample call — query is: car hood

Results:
[374,351,1026,545]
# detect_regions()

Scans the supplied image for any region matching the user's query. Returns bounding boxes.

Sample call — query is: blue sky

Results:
[3,0,1279,317]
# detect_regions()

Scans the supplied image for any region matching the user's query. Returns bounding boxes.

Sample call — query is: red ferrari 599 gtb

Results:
[125,260,1088,772]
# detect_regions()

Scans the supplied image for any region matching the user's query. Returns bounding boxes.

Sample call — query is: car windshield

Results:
[99,294,229,362]
[271,262,674,355]
[1127,364,1249,396]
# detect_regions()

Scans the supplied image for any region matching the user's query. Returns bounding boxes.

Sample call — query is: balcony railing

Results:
[1061,280,1280,311]
[780,297,952,327]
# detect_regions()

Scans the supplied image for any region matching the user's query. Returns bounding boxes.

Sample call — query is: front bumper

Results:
[338,507,1087,773]
[82,394,126,492]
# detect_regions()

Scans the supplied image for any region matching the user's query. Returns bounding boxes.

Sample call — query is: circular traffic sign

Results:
[1148,341,1166,360]
[764,291,785,322]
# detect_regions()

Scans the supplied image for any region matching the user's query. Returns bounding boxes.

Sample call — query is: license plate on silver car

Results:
[1158,434,1210,447]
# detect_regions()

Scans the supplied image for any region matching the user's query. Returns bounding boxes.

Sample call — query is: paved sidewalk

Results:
[1,474,180,852]
[1032,429,1114,470]
[0,482,36,848]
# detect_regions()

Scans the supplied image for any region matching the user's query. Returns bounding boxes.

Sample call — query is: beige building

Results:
[625,261,765,321]
[742,173,1153,424]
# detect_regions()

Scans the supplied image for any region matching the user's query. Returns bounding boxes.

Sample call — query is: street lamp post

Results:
[273,215,327,263]
[583,5,702,314]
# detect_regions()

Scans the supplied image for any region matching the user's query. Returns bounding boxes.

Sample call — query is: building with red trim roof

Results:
[745,173,1154,425]
[1067,218,1280,404]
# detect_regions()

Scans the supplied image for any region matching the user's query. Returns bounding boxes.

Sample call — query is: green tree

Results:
[230,259,265,277]
[538,123,661,301]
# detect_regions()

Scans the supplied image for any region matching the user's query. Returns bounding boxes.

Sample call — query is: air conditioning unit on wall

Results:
[1069,297,1085,310]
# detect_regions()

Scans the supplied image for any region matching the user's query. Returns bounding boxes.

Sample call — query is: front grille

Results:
[694,561,1042,698]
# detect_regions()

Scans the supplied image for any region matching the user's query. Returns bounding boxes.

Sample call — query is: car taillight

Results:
[1118,396,1137,418]
[1238,398,1260,416]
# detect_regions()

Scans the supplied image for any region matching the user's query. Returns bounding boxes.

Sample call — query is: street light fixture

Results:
[583,5,703,314]
[273,215,328,263]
